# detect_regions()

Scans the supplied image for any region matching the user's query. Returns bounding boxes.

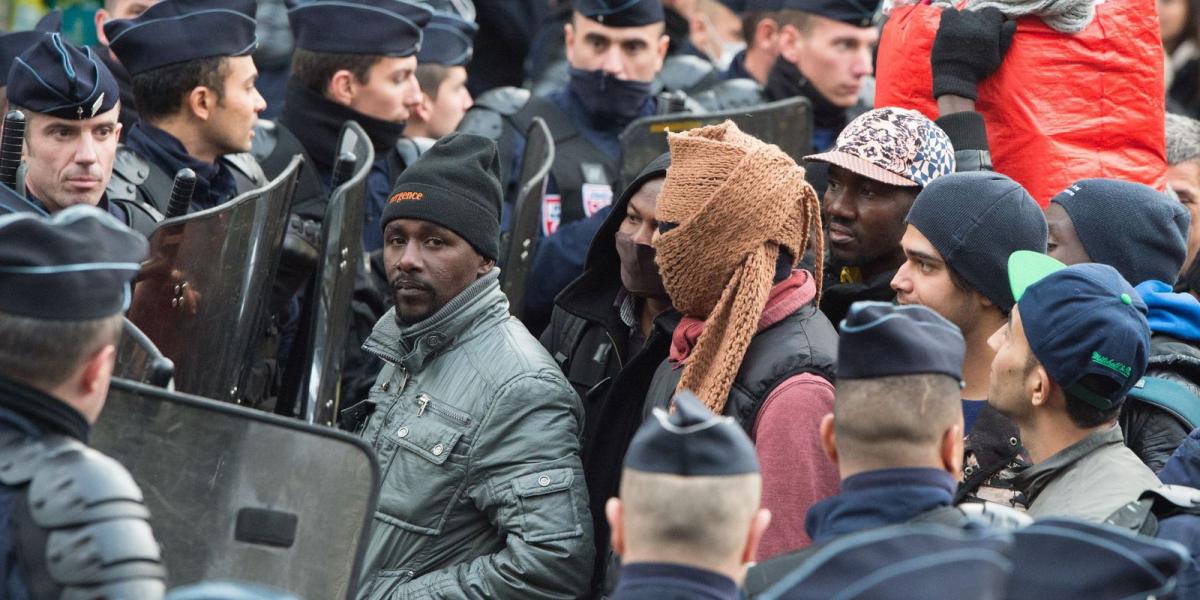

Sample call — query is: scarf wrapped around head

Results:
[655,121,824,414]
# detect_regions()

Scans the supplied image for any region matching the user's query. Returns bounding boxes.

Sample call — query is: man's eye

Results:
[388,237,406,246]
[426,238,445,248]
[918,261,933,274]
[626,214,642,224]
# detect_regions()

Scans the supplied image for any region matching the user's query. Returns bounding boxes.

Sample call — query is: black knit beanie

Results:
[382,133,502,260]
[1051,178,1189,285]
[906,171,1047,313]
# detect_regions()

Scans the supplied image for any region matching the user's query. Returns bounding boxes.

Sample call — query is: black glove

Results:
[931,7,1017,100]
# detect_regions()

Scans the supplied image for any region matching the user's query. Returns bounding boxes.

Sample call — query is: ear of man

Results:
[819,412,838,465]
[605,497,625,557]
[740,508,772,566]
[940,423,964,478]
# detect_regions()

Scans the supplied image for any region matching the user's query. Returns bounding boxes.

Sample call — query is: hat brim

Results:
[804,150,920,187]
[1008,251,1067,303]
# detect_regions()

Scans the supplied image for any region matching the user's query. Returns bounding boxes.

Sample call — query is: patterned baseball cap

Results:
[806,107,955,188]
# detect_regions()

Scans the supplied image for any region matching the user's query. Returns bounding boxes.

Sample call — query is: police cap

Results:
[290,0,433,57]
[104,0,258,76]
[574,0,665,27]
[417,11,478,67]
[7,33,119,121]
[0,11,60,87]
[781,0,880,27]
[624,391,759,476]
[0,206,147,321]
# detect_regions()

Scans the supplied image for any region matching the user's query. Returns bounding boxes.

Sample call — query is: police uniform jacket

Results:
[355,268,593,599]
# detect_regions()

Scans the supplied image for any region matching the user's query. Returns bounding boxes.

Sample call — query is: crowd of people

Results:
[2,0,1200,598]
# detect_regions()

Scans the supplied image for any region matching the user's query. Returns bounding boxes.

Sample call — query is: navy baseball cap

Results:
[1008,251,1151,410]
[838,302,965,384]
[105,0,258,76]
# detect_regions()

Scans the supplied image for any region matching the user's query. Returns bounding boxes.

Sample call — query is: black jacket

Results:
[1121,334,1200,472]
[539,154,676,596]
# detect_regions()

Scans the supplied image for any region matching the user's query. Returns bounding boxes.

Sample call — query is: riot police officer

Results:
[0,206,165,598]
[6,33,131,225]
[253,0,432,238]
[103,0,268,234]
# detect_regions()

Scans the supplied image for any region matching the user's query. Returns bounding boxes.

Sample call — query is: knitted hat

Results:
[382,133,502,260]
[906,171,1047,313]
[805,107,955,188]
[655,120,823,414]
[1051,179,1189,286]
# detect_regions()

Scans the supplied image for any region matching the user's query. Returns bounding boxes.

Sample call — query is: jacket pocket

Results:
[378,415,468,535]
[512,467,584,543]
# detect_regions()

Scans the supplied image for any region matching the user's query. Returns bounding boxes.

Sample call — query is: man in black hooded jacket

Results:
[540,152,680,596]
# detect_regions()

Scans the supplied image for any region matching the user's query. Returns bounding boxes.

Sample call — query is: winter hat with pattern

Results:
[655,120,823,414]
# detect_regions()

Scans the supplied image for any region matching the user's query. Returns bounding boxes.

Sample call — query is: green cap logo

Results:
[1092,351,1132,378]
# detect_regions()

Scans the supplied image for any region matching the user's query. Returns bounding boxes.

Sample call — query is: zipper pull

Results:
[417,394,429,417]
[397,368,409,394]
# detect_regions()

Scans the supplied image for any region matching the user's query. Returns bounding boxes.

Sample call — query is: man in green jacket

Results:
[353,133,594,599]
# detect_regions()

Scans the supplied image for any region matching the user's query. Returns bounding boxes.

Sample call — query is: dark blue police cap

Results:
[0,206,147,321]
[758,524,1012,599]
[574,0,665,27]
[290,0,433,57]
[417,11,478,67]
[747,0,785,10]
[781,0,880,27]
[624,391,759,476]
[838,302,965,384]
[104,0,258,76]
[0,11,60,87]
[8,33,119,121]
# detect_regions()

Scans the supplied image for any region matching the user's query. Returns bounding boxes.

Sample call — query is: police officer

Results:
[7,33,131,225]
[399,10,479,170]
[461,0,670,237]
[253,0,432,243]
[0,10,59,116]
[0,206,165,598]
[104,0,267,233]
[764,0,880,151]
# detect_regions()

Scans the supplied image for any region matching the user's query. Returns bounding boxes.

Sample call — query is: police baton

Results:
[0,110,26,192]
[164,168,197,220]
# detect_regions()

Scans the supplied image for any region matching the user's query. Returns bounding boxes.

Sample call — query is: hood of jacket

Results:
[1136,280,1200,343]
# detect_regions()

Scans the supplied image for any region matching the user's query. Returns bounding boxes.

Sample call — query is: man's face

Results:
[618,177,662,244]
[384,218,492,325]
[823,165,917,269]
[780,16,877,108]
[1160,0,1188,43]
[423,66,473,139]
[346,56,422,124]
[203,55,266,156]
[1168,159,1200,274]
[987,306,1037,420]
[24,106,122,212]
[95,0,159,47]
[1044,203,1092,266]
[564,14,670,82]
[892,225,982,332]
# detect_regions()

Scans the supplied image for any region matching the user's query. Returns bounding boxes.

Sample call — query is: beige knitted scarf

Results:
[654,121,824,414]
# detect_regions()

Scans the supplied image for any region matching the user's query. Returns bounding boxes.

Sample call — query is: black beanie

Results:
[906,171,1047,313]
[1052,178,1189,286]
[382,133,502,260]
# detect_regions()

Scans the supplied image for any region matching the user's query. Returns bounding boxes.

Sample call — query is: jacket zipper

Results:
[413,393,471,426]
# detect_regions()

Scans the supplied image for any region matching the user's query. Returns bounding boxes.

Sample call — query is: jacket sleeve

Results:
[751,373,839,560]
[393,372,594,599]
[935,111,993,172]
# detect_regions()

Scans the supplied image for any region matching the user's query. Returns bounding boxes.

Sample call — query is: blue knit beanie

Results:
[906,171,1047,313]
[1051,179,1189,286]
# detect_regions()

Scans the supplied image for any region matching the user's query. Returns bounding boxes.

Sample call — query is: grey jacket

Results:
[1013,424,1161,523]
[355,269,594,599]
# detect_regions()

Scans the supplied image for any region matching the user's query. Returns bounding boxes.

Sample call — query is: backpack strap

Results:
[1127,376,1200,430]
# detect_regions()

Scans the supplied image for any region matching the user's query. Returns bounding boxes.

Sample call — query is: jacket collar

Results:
[805,467,955,544]
[0,374,90,442]
[363,268,506,372]
[1012,424,1126,506]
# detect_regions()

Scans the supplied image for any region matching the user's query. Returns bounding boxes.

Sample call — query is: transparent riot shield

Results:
[618,96,813,188]
[126,156,303,405]
[296,121,374,427]
[499,117,555,318]
[92,377,380,599]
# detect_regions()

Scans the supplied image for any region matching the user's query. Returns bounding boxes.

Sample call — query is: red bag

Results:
[875,0,1166,206]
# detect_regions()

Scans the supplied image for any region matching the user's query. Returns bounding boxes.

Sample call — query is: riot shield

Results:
[499,117,554,318]
[92,377,379,599]
[295,121,373,426]
[618,96,813,188]
[126,156,303,404]
[114,318,175,388]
